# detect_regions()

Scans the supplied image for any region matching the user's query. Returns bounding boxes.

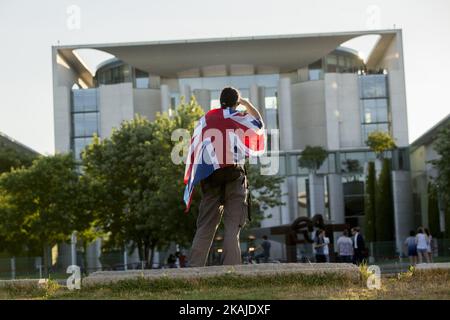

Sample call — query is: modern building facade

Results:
[410,114,450,234]
[52,29,412,264]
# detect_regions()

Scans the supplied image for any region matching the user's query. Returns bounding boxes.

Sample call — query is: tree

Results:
[0,144,36,174]
[83,97,284,266]
[427,182,441,238]
[366,131,396,159]
[365,131,395,241]
[364,162,376,242]
[0,154,94,275]
[83,98,204,266]
[298,146,328,173]
[429,121,450,238]
[375,158,394,241]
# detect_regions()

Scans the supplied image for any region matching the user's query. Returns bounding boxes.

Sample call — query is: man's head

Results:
[262,235,268,240]
[220,87,240,109]
[351,227,360,235]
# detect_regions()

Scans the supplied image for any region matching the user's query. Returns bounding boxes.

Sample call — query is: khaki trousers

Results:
[189,175,247,267]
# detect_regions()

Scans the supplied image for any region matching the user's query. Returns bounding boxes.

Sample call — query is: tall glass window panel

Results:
[360,74,387,98]
[134,69,149,89]
[362,99,388,124]
[72,89,98,112]
[308,59,323,81]
[73,112,98,137]
[73,137,93,161]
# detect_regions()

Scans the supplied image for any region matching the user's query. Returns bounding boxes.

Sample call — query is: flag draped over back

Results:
[183,107,265,211]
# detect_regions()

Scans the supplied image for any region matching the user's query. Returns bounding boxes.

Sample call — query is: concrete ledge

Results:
[415,262,450,270]
[0,278,55,289]
[83,263,360,286]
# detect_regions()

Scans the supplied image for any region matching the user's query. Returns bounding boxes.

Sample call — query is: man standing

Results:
[255,235,271,263]
[351,227,366,265]
[336,229,354,263]
[184,87,264,267]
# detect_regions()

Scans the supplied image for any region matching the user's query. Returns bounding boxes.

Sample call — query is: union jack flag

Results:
[183,107,265,212]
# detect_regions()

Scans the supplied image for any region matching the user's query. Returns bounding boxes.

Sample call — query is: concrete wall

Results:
[53,54,80,153]
[376,33,409,147]
[193,89,211,112]
[291,80,327,149]
[324,73,362,149]
[392,170,414,254]
[98,83,134,138]
[53,87,71,153]
[133,89,162,122]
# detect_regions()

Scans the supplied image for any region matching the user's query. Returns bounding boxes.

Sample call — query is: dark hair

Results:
[316,229,325,237]
[417,227,423,234]
[343,229,349,237]
[220,87,239,109]
[262,235,268,240]
[409,230,416,236]
[424,228,430,236]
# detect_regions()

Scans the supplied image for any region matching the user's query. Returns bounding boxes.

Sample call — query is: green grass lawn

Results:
[1,269,449,300]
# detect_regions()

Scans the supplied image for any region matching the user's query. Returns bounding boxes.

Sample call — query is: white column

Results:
[180,84,192,103]
[152,251,160,269]
[193,89,211,112]
[277,78,293,151]
[123,247,128,271]
[70,232,77,266]
[250,84,266,121]
[308,173,325,217]
[287,176,299,221]
[10,257,16,280]
[328,174,345,224]
[324,74,341,150]
[392,170,414,255]
[249,84,260,106]
[280,179,290,225]
[160,84,171,113]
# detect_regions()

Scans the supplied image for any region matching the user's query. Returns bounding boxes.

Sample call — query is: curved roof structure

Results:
[55,29,398,83]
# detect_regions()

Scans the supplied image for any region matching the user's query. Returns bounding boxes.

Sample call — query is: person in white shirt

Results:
[337,229,354,263]
[415,227,430,263]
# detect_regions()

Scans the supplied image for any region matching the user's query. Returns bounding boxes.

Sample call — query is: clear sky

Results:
[0,0,449,154]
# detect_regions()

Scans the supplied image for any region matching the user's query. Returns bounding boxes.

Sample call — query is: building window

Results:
[308,59,323,81]
[134,69,149,89]
[71,89,99,161]
[359,74,390,144]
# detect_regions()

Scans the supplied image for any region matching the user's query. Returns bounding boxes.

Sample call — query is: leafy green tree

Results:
[375,158,394,241]
[0,154,94,275]
[366,131,396,159]
[427,182,441,238]
[83,97,284,266]
[429,121,450,238]
[83,98,204,266]
[364,162,376,242]
[0,144,36,174]
[298,145,328,173]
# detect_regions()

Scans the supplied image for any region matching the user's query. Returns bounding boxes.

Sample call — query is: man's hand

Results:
[238,98,262,120]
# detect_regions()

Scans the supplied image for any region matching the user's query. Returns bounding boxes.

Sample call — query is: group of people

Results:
[404,227,434,265]
[166,251,187,268]
[315,227,367,264]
